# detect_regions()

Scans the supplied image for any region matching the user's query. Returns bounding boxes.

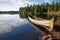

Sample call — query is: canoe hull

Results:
[28,15,54,31]
[28,19,52,35]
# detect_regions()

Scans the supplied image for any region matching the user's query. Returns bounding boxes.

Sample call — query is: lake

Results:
[0,14,40,40]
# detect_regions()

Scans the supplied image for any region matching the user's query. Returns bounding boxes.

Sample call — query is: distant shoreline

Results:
[0,11,18,14]
[0,14,16,15]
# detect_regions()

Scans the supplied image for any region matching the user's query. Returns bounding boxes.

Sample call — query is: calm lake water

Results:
[0,14,40,40]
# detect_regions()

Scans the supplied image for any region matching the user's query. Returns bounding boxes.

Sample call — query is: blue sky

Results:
[0,0,60,11]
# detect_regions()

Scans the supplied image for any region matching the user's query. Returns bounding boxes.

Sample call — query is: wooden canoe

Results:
[28,15,54,31]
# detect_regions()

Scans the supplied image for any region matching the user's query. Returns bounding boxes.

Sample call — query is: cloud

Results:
[44,0,49,3]
[0,0,38,11]
[0,0,8,1]
[25,1,38,5]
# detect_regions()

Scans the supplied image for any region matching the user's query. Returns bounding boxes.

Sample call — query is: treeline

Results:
[19,2,60,18]
[0,11,18,14]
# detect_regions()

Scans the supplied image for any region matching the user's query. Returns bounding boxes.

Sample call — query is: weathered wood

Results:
[39,32,60,40]
[52,32,60,39]
[39,35,52,40]
[55,17,60,27]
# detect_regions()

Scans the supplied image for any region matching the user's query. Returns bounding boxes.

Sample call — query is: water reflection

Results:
[0,14,40,40]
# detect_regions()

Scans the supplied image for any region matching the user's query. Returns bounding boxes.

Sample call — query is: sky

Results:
[0,0,60,11]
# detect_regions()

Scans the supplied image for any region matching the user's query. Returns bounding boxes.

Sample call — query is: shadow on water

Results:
[0,23,40,40]
[53,25,60,32]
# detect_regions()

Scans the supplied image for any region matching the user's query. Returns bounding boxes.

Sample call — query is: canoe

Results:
[28,15,54,31]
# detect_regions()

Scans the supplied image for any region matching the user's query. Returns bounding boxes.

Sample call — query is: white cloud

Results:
[0,0,38,11]
[44,0,49,3]
[0,0,9,2]
[25,1,38,5]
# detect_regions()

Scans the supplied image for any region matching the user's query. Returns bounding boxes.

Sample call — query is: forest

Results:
[19,2,60,19]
